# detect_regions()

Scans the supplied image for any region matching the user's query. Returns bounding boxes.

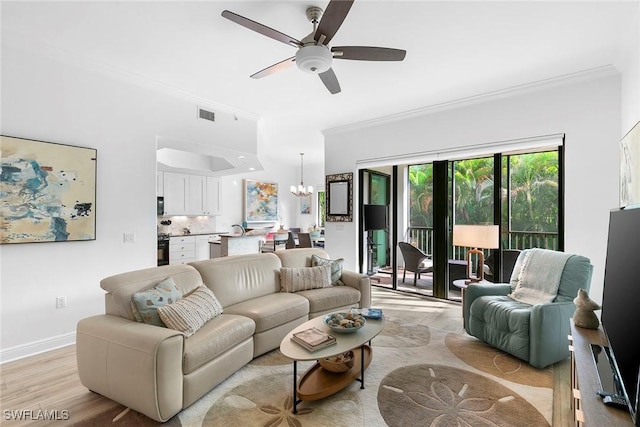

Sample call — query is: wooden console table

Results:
[569,320,634,426]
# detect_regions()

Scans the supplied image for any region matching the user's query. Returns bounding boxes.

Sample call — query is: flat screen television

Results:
[363,204,387,231]
[600,206,640,425]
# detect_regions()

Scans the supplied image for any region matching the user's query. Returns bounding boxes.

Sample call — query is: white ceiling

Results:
[2,1,637,167]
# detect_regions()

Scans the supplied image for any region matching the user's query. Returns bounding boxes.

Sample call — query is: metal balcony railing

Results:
[406,226,559,260]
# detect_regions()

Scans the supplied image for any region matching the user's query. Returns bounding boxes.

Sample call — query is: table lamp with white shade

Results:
[453,224,500,284]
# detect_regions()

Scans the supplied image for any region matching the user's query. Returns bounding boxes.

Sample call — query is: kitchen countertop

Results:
[169,231,226,237]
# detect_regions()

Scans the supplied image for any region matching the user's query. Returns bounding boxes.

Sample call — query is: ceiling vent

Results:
[198,108,215,122]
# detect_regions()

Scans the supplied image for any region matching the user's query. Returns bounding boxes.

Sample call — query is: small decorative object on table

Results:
[360,308,383,320]
[308,224,321,239]
[291,327,336,351]
[573,288,601,329]
[318,350,355,373]
[324,312,366,333]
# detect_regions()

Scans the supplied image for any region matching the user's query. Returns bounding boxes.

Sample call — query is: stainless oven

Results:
[157,234,170,266]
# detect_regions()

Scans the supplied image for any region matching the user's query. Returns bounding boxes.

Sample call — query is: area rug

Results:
[74,288,554,426]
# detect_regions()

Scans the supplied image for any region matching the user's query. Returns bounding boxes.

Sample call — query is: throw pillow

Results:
[280,264,332,293]
[158,285,224,337]
[311,254,345,286]
[130,277,182,327]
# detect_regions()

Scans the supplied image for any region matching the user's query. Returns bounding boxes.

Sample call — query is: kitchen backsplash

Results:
[158,216,217,235]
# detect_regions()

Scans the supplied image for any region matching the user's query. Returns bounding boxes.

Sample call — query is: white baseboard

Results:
[0,332,76,364]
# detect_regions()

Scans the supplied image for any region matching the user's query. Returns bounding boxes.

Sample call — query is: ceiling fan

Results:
[221,0,406,94]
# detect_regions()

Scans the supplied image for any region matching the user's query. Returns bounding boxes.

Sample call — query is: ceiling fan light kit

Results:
[222,0,406,94]
[295,45,332,74]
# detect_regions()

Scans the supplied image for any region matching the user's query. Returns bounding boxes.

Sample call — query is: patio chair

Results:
[484,249,521,283]
[398,242,433,285]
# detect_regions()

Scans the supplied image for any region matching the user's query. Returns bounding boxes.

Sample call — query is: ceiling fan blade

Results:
[332,46,406,61]
[319,68,341,94]
[314,0,354,45]
[222,10,302,48]
[250,57,296,79]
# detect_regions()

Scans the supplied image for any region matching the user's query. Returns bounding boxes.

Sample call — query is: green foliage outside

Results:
[318,191,326,227]
[408,151,559,232]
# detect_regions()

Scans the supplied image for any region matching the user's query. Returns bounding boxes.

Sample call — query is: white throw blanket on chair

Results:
[509,248,572,305]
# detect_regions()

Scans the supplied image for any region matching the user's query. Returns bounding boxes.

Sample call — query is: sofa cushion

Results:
[189,253,282,308]
[224,292,309,334]
[158,286,224,337]
[296,285,362,315]
[311,254,345,286]
[469,295,531,362]
[101,264,203,320]
[182,313,256,375]
[275,247,330,268]
[130,277,182,326]
[280,264,332,292]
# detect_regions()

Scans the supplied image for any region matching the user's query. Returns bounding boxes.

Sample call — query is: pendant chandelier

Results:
[291,153,313,197]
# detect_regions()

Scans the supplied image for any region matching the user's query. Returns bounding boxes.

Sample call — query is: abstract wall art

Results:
[244,179,278,222]
[300,194,312,214]
[0,135,97,244]
[620,121,640,208]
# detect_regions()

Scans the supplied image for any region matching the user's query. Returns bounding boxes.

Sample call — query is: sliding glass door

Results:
[404,147,562,301]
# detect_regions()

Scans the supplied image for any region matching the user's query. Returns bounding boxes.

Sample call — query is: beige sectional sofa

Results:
[75,248,371,422]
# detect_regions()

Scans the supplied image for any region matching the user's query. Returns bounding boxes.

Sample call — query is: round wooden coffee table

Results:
[280,313,385,413]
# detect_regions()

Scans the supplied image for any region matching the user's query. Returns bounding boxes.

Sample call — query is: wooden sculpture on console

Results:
[573,288,601,329]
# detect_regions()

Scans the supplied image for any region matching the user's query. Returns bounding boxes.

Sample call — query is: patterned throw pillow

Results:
[131,277,182,326]
[311,254,345,286]
[280,264,333,292]
[158,286,223,337]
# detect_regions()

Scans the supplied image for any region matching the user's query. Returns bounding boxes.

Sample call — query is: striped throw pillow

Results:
[158,286,223,337]
[280,264,332,292]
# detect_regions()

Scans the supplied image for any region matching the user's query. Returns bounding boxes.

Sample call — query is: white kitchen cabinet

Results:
[195,234,216,260]
[169,235,196,264]
[188,175,207,214]
[163,172,189,215]
[162,172,221,216]
[205,176,221,215]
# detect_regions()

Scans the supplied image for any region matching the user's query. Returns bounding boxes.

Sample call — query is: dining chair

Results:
[285,232,296,249]
[297,232,313,248]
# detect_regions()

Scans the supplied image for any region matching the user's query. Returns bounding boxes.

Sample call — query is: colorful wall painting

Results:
[244,180,278,222]
[0,135,97,244]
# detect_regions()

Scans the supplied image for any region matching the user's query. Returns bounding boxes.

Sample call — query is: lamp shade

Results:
[453,225,499,249]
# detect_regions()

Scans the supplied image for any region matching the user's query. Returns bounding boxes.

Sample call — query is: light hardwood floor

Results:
[0,344,573,426]
[0,345,123,426]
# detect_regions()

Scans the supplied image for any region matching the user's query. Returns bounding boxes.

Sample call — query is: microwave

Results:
[157,196,165,216]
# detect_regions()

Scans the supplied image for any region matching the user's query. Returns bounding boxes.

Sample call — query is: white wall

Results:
[0,43,324,361]
[324,72,623,307]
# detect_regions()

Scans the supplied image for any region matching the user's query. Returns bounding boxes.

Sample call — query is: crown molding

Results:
[323,64,620,136]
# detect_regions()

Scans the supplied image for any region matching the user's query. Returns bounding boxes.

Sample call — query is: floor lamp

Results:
[453,225,499,284]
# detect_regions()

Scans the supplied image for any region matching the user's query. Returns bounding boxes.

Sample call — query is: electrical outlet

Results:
[123,233,136,243]
[56,296,67,309]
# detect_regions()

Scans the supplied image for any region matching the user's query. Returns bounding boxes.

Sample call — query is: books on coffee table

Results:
[291,327,337,352]
[360,308,383,320]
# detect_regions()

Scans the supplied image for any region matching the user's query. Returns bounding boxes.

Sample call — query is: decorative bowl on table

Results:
[318,350,355,373]
[323,312,366,334]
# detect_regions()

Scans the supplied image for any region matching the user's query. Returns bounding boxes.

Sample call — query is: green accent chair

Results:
[463,249,593,369]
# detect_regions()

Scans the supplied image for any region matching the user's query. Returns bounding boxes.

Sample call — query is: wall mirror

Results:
[326,172,353,222]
